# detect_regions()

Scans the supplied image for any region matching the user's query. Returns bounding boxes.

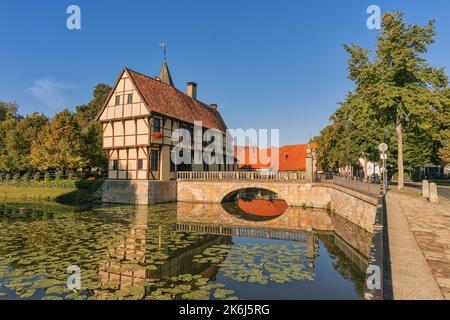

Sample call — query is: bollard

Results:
[429,182,439,203]
[422,180,429,198]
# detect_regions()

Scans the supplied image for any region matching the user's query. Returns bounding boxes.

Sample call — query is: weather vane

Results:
[159,42,167,62]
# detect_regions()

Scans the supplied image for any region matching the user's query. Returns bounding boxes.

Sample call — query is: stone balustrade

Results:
[177,171,307,182]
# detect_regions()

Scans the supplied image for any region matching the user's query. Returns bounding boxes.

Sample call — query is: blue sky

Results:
[1,0,449,145]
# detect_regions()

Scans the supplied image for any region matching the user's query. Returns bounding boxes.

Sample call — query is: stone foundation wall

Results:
[102,180,177,205]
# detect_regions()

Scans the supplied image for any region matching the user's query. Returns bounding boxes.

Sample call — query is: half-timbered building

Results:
[96,62,232,183]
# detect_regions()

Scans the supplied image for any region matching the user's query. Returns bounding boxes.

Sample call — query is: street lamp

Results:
[378,143,388,194]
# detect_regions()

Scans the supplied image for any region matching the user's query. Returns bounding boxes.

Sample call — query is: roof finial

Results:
[159,42,167,62]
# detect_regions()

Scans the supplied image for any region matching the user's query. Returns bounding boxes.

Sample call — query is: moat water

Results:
[0,197,371,300]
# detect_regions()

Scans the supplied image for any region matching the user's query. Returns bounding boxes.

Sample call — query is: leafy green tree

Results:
[433,88,450,165]
[75,83,111,174]
[30,109,86,171]
[317,12,448,187]
[0,101,18,121]
[0,113,49,171]
[76,84,112,129]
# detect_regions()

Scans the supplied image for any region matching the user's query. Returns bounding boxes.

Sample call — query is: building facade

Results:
[96,63,233,182]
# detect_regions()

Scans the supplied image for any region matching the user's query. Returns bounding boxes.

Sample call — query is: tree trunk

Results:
[396,120,404,190]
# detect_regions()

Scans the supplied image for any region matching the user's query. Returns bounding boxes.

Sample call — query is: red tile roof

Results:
[126,68,227,132]
[234,144,315,171]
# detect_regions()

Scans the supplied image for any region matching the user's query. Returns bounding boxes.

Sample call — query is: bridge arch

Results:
[218,184,291,206]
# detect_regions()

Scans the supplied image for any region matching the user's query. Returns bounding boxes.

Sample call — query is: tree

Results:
[0,101,20,171]
[75,83,112,174]
[0,113,48,171]
[342,12,448,189]
[30,109,86,171]
[433,88,450,165]
[0,101,18,121]
[76,84,111,129]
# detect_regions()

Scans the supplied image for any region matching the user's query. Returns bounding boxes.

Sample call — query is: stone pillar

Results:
[306,147,313,183]
[422,180,429,198]
[429,182,439,203]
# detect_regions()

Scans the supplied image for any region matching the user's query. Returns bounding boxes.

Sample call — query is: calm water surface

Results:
[0,199,371,300]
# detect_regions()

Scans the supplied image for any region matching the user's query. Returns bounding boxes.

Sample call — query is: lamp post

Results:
[378,143,388,194]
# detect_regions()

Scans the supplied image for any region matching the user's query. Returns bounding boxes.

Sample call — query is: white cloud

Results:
[26,78,78,110]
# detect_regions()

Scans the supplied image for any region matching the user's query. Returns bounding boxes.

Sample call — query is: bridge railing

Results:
[317,173,380,198]
[177,171,307,182]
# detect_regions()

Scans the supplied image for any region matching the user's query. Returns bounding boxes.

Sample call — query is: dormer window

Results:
[115,95,121,106]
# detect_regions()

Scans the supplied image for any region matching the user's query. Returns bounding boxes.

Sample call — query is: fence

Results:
[177,171,307,182]
[0,171,69,182]
[317,173,380,198]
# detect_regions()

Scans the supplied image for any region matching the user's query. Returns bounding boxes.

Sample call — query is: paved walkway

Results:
[386,188,450,299]
[404,182,450,201]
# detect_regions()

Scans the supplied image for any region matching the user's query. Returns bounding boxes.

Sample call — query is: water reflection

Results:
[0,200,372,300]
[221,188,288,221]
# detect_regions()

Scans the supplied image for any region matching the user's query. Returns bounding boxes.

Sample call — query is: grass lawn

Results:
[0,185,76,201]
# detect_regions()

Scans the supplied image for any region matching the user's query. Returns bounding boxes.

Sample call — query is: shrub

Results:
[13,173,20,181]
[68,172,75,180]
[22,172,31,182]
[33,172,41,181]
[76,178,104,192]
[5,173,11,182]
[44,172,51,182]
[55,171,63,181]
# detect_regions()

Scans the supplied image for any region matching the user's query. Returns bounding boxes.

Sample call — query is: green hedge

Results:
[0,178,104,191]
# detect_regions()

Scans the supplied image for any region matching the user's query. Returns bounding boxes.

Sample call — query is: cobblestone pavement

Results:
[386,188,450,299]
[404,182,450,200]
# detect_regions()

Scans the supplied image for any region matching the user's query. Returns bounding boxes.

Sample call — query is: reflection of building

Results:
[96,62,232,182]
[96,206,231,299]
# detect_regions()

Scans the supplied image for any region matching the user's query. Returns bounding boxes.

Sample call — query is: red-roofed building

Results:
[96,62,233,181]
[235,144,316,172]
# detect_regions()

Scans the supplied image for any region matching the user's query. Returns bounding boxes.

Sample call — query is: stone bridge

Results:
[176,171,379,232]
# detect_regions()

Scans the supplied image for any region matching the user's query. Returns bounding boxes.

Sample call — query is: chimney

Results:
[209,104,217,111]
[187,82,197,99]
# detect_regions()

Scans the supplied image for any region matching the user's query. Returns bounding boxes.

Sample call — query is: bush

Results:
[5,173,11,182]
[55,171,63,181]
[68,172,75,180]
[76,178,104,192]
[13,173,20,181]
[44,172,51,182]
[22,172,31,182]
[33,172,41,181]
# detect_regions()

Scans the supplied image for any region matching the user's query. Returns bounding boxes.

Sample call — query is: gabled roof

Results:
[126,68,227,132]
